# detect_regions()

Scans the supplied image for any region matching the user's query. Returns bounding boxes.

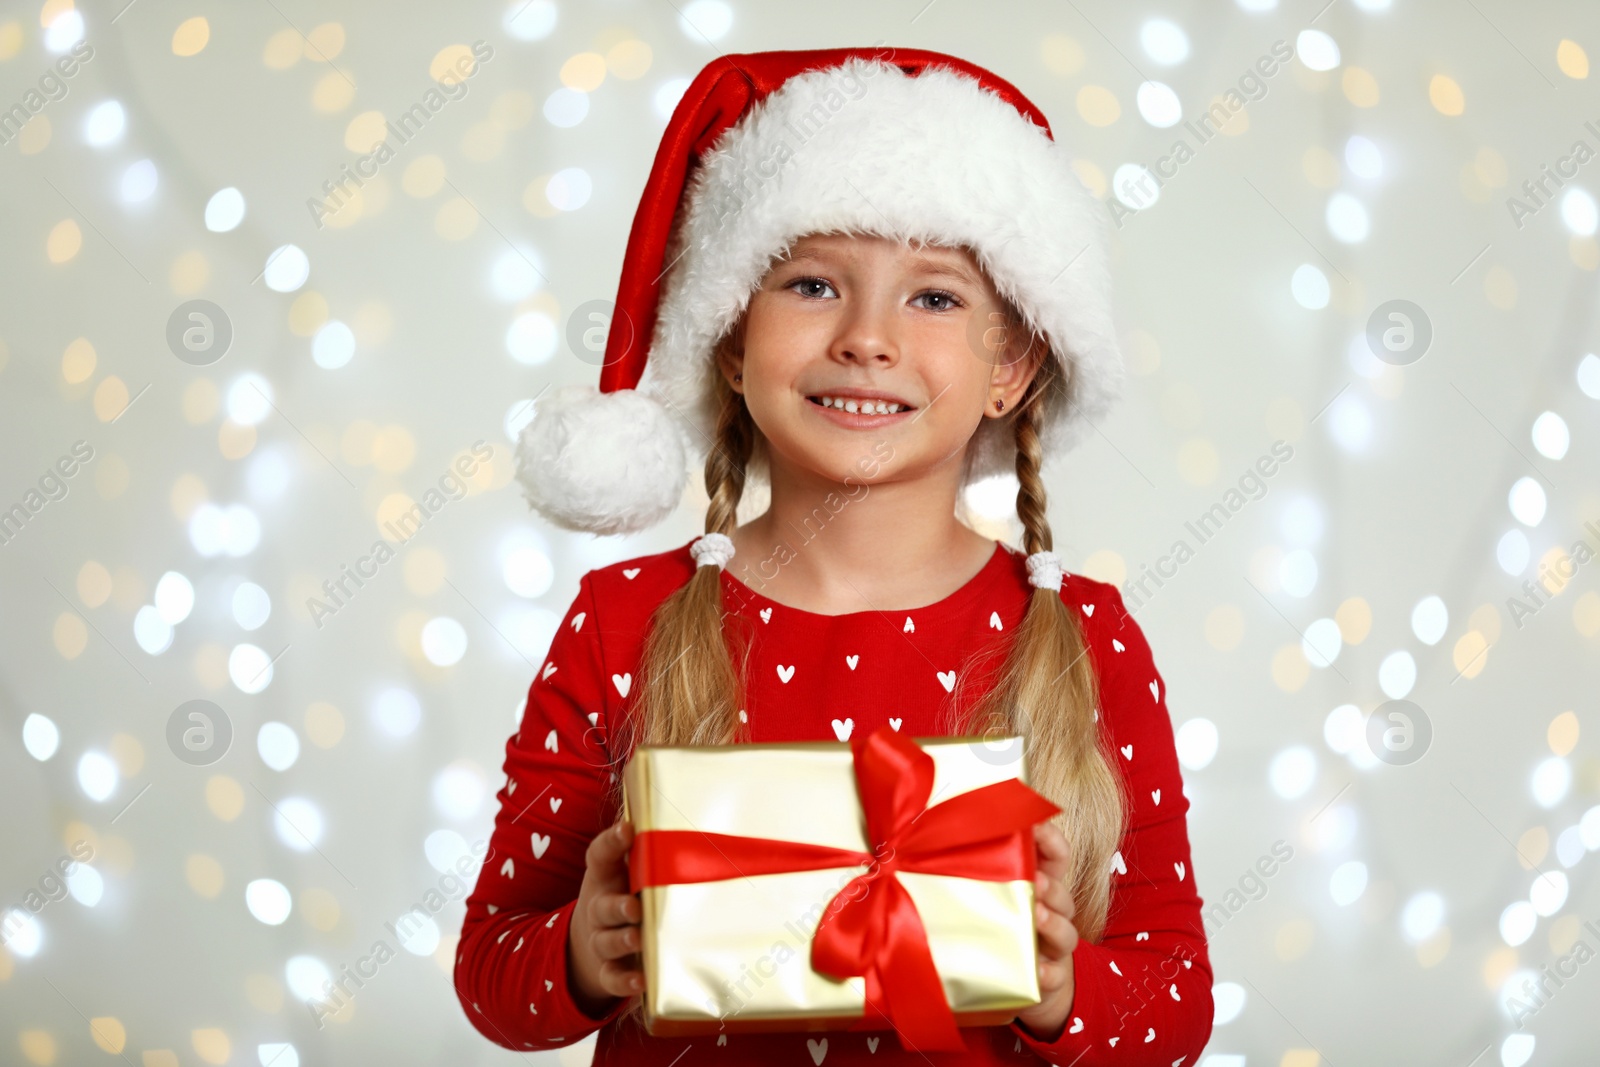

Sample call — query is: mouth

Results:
[804,393,918,429]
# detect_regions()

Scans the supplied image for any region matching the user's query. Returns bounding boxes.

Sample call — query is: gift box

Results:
[622,725,1061,1053]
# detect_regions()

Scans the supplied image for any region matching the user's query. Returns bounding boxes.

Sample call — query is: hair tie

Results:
[690,532,736,569]
[1026,550,1063,592]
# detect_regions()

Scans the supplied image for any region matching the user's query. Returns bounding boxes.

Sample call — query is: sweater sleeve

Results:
[453,571,633,1051]
[1012,583,1214,1065]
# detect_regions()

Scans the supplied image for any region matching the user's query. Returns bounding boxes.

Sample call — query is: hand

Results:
[1014,820,1079,1043]
[567,818,644,1017]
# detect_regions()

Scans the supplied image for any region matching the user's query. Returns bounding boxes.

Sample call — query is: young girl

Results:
[455,47,1211,1065]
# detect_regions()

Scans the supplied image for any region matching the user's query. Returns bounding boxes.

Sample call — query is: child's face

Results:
[722,231,1040,490]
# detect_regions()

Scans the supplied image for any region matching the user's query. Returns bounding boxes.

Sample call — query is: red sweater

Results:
[455,538,1213,1065]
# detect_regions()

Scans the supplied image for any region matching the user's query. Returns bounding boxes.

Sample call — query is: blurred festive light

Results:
[497,604,559,663]
[189,503,263,558]
[246,879,292,925]
[1326,192,1369,242]
[1499,969,1538,1017]
[1326,393,1374,452]
[45,9,86,52]
[77,750,118,802]
[285,955,332,1001]
[1532,757,1571,808]
[965,473,1022,523]
[1400,890,1444,943]
[23,713,60,761]
[679,0,733,41]
[1329,860,1367,905]
[421,617,468,666]
[490,249,545,301]
[263,245,310,292]
[66,863,103,907]
[1499,900,1536,946]
[506,310,558,364]
[1139,19,1189,65]
[230,644,275,694]
[1530,411,1569,459]
[1322,705,1363,754]
[257,1044,299,1067]
[273,798,325,852]
[1313,805,1358,851]
[1530,870,1568,916]
[257,723,300,771]
[246,447,294,502]
[1278,495,1324,546]
[1410,595,1448,645]
[1291,263,1330,309]
[425,829,473,873]
[1212,981,1246,1024]
[1296,29,1341,71]
[312,321,355,369]
[205,187,246,232]
[1236,0,1276,9]
[396,912,442,955]
[227,374,274,425]
[1343,135,1382,179]
[1507,477,1546,526]
[1278,549,1318,597]
[133,605,175,655]
[1175,718,1219,770]
[84,101,126,147]
[1496,529,1530,575]
[1136,81,1182,127]
[1377,651,1417,699]
[543,87,588,127]
[432,761,487,820]
[1347,333,1386,378]
[654,77,692,121]
[546,166,593,211]
[1501,1034,1535,1067]
[1352,0,1392,9]
[2,909,42,956]
[372,687,423,739]
[503,0,557,40]
[1579,353,1600,398]
[1302,618,1342,667]
[154,571,196,625]
[502,547,554,599]
[1112,164,1159,211]
[1556,825,1586,867]
[1581,805,1600,849]
[233,582,272,630]
[1269,746,1316,799]
[1560,187,1598,236]
[119,160,158,204]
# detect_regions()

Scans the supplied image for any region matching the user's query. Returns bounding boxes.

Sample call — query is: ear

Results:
[713,315,748,392]
[984,309,1046,419]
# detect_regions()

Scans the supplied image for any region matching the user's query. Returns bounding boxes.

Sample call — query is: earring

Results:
[734,373,742,383]
[994,397,1004,412]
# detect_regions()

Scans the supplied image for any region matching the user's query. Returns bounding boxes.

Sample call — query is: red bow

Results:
[629,725,1061,1052]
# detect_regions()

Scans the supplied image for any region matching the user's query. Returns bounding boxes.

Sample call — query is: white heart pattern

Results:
[889,718,902,731]
[990,611,1002,631]
[1144,1028,1155,1043]
[542,662,556,680]
[1136,931,1149,941]
[717,1034,727,1046]
[545,979,553,990]
[550,797,562,812]
[587,712,599,726]
[866,1036,879,1053]
[1068,1017,1084,1034]
[807,1037,828,1064]
[500,858,515,878]
[903,616,915,633]
[1169,983,1181,1001]
[1110,961,1122,976]
[613,673,632,698]
[623,568,640,579]
[1109,1037,1120,1047]
[1152,789,1161,805]
[1121,744,1133,760]
[571,612,585,632]
[543,729,558,753]
[1082,603,1094,616]
[937,670,956,692]
[777,664,795,683]
[1174,861,1186,881]
[1149,679,1160,702]
[1112,638,1124,652]
[738,709,748,722]
[760,607,772,624]
[1111,850,1127,875]
[832,718,853,741]
[531,833,550,859]
[846,654,859,670]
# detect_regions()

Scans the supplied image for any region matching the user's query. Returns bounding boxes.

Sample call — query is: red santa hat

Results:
[515,46,1123,537]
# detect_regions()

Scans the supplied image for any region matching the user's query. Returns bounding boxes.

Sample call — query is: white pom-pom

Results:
[514,384,686,536]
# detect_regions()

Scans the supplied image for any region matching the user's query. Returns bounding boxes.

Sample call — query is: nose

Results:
[828,289,900,368]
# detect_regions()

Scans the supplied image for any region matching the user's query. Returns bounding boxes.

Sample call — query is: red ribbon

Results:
[628,725,1061,1053]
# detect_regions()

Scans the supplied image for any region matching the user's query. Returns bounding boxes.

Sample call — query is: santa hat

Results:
[515,46,1123,537]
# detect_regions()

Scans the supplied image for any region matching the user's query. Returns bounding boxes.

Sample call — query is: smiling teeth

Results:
[817,396,904,415]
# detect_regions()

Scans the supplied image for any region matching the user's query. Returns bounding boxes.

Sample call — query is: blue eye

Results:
[787,276,836,299]
[915,290,964,312]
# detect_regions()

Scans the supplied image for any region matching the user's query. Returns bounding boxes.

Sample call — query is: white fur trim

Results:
[642,56,1124,490]
[514,384,687,536]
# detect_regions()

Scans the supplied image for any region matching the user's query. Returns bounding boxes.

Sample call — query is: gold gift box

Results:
[620,735,1043,1037]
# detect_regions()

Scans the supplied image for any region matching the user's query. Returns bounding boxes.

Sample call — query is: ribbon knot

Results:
[629,725,1061,1053]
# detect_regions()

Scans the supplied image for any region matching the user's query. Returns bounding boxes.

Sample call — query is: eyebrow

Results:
[777,247,984,288]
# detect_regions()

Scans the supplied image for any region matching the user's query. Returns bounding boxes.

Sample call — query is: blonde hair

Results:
[602,280,1128,1030]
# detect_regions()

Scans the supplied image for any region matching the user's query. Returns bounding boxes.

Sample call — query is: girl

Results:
[456,47,1211,1065]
